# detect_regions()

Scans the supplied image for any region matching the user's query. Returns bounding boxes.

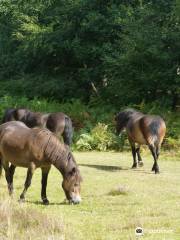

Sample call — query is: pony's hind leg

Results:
[136,146,144,167]
[19,163,36,202]
[41,166,51,205]
[149,144,159,174]
[152,144,161,171]
[156,145,160,159]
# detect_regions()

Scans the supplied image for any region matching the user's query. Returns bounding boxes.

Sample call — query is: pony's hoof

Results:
[19,198,25,203]
[151,166,155,171]
[9,192,14,198]
[155,170,160,174]
[131,164,137,169]
[43,199,49,205]
[138,161,144,167]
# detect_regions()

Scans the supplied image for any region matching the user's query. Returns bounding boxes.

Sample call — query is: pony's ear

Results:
[67,152,72,161]
[69,167,76,176]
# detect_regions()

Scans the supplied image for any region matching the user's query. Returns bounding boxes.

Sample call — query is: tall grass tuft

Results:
[0,197,64,240]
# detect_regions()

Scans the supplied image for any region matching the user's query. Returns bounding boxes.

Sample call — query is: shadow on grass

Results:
[26,200,68,206]
[79,163,129,172]
[80,163,156,174]
[131,168,156,174]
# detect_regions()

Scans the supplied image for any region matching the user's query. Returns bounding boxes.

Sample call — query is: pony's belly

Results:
[134,134,147,144]
[1,147,32,168]
[8,159,30,168]
[5,155,31,168]
[127,128,147,144]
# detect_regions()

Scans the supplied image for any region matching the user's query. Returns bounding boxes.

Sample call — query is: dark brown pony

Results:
[2,108,73,146]
[0,121,82,204]
[115,109,166,174]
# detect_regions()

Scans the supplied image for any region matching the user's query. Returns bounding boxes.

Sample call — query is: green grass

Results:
[0,151,180,240]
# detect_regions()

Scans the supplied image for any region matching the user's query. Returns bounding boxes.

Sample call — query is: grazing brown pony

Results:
[115,109,166,174]
[0,121,82,204]
[2,108,73,146]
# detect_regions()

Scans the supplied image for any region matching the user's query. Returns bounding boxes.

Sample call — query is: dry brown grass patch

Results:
[0,198,64,240]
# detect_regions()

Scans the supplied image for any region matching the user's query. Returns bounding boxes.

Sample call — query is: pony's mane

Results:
[116,108,137,119]
[31,128,82,181]
[115,108,144,125]
[32,128,69,163]
[123,108,140,114]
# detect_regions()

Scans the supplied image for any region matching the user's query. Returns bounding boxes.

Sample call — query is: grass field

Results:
[0,151,180,240]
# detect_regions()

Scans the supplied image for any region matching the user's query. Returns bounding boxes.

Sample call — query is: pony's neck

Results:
[43,133,71,177]
[52,154,73,178]
[122,115,131,129]
[49,153,64,175]
[124,111,135,126]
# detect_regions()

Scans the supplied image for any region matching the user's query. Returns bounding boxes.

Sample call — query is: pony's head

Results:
[23,111,44,128]
[14,108,30,122]
[39,129,82,204]
[62,153,82,204]
[115,109,136,135]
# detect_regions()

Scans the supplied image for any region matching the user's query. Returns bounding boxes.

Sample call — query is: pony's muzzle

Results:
[70,195,82,204]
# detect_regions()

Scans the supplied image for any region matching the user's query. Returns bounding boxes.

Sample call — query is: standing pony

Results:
[2,108,73,146]
[115,109,166,174]
[0,121,81,204]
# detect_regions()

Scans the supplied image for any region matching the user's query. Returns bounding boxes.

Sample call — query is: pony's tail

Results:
[63,116,73,146]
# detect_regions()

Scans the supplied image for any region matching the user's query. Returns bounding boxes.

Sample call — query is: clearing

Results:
[0,151,179,240]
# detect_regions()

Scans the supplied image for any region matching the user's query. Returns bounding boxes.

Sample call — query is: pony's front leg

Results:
[136,146,144,167]
[8,164,16,195]
[3,162,11,194]
[129,140,138,168]
[41,166,51,205]
[19,162,36,202]
[3,161,15,195]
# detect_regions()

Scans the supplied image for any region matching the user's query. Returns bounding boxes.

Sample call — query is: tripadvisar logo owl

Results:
[135,227,143,236]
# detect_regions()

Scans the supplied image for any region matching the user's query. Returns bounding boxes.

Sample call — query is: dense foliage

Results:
[0,0,179,108]
[0,96,179,151]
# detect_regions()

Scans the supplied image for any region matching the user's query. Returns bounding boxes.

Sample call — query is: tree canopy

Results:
[0,0,179,108]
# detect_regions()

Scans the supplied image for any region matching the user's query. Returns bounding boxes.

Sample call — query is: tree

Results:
[0,0,179,108]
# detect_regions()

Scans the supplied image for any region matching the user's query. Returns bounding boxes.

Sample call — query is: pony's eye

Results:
[67,152,71,160]
[74,183,78,187]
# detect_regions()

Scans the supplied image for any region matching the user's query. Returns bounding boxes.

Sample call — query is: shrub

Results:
[0,95,179,152]
[163,137,180,151]
[76,133,94,151]
[75,123,128,151]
